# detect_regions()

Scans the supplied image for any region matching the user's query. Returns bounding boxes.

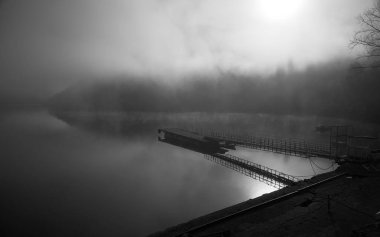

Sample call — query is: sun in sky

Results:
[256,0,304,21]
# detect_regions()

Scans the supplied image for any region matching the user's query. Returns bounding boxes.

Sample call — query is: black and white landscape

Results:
[1,1,380,236]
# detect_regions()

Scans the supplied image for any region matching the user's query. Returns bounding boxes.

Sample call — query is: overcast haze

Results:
[0,0,375,101]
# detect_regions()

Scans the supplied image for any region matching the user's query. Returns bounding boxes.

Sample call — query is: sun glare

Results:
[257,0,304,21]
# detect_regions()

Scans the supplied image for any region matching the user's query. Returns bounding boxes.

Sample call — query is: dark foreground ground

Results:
[150,162,380,237]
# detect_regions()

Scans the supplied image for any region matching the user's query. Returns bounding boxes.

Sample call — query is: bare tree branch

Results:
[351,1,380,69]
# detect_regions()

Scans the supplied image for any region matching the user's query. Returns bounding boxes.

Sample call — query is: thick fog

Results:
[3,1,380,236]
[0,0,375,104]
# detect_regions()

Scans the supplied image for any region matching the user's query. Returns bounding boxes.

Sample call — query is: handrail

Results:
[204,153,298,189]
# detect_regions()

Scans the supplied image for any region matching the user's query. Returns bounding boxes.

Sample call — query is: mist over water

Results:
[2,109,379,236]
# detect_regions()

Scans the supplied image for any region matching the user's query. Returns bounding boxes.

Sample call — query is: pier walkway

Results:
[158,128,376,188]
[158,128,300,188]
[203,130,332,159]
[205,153,298,188]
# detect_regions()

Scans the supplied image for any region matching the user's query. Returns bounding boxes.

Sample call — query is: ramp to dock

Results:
[204,153,298,188]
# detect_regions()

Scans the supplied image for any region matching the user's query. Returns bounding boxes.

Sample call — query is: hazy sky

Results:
[0,0,375,99]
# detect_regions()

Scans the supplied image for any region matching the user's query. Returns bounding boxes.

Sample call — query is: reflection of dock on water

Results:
[158,127,378,189]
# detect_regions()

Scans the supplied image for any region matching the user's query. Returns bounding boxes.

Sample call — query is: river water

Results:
[1,110,379,236]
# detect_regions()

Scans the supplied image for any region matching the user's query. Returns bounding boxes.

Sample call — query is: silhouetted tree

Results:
[351,0,380,68]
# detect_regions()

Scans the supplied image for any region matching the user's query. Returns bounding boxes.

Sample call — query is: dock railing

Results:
[204,153,299,189]
[196,130,332,159]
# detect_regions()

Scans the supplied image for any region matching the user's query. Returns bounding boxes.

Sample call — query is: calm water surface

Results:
[1,110,379,236]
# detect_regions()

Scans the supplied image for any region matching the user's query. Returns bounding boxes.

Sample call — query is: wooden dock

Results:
[158,128,299,188]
